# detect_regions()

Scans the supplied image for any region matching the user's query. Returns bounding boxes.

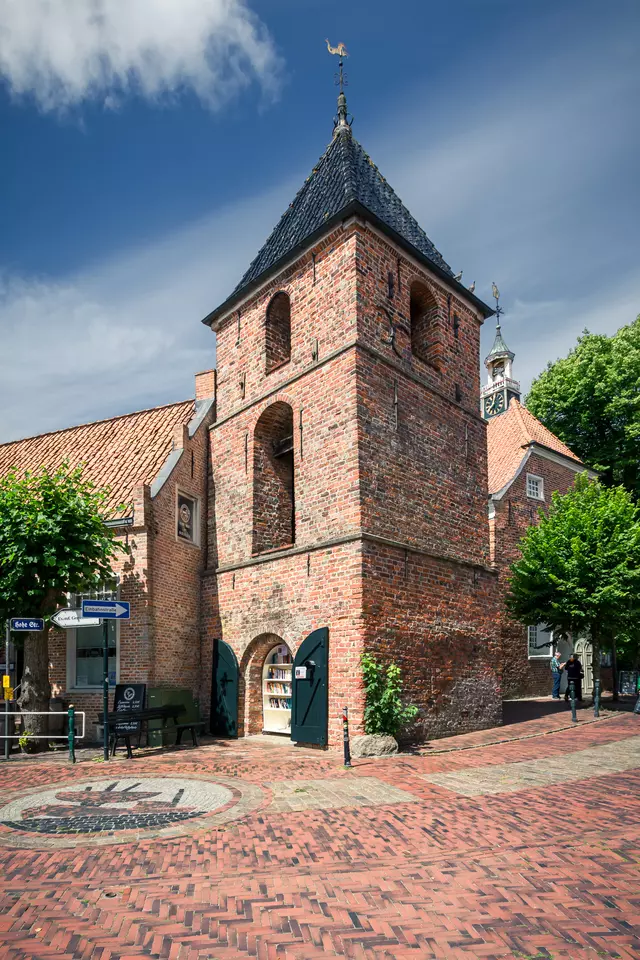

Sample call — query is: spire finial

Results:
[491,282,503,329]
[325,39,352,135]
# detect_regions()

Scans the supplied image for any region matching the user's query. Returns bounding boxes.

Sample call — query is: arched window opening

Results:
[265,292,291,374]
[410,282,441,367]
[253,402,295,553]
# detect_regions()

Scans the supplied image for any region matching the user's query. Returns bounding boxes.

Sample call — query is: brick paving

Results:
[0,713,639,959]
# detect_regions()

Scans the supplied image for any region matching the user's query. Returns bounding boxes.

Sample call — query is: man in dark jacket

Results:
[564,654,584,702]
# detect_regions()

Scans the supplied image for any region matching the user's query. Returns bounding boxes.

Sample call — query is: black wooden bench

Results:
[98,705,185,759]
[174,721,206,747]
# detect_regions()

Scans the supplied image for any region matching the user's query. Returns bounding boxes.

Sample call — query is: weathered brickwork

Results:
[203,220,500,746]
[491,452,581,697]
[48,380,215,738]
[362,542,501,740]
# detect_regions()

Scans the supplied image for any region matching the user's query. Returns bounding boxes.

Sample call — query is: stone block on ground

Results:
[350,734,399,758]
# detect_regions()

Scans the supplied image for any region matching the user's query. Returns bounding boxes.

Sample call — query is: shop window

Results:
[526,474,545,501]
[253,402,295,553]
[68,583,119,689]
[176,490,199,545]
[410,281,441,367]
[528,624,554,659]
[265,292,291,374]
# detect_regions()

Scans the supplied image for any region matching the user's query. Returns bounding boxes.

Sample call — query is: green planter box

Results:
[147,688,200,747]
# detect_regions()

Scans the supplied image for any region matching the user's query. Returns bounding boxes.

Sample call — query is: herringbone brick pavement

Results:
[0,713,638,959]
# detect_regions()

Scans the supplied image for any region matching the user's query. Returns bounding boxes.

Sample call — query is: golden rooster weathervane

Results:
[325,39,349,58]
[326,38,349,97]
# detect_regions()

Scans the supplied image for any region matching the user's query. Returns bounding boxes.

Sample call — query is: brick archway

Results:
[239,633,291,736]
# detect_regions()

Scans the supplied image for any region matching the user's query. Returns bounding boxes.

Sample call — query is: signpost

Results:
[81,600,130,620]
[51,608,101,629]
[81,600,130,761]
[10,618,45,632]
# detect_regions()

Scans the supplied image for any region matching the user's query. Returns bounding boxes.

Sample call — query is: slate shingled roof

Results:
[233,126,453,296]
[487,398,583,494]
[0,400,195,519]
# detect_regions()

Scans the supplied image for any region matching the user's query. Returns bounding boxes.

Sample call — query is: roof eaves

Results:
[525,440,595,474]
[202,199,494,329]
[489,448,533,500]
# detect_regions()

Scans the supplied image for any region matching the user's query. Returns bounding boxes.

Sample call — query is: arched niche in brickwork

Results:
[410,280,442,369]
[239,632,291,736]
[265,291,291,374]
[252,401,295,554]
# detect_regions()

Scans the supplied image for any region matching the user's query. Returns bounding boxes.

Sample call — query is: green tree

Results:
[361,653,418,737]
[0,464,121,745]
[506,474,640,690]
[526,316,640,498]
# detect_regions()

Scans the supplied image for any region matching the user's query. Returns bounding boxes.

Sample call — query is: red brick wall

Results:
[362,542,501,740]
[148,412,213,695]
[203,220,500,746]
[492,451,582,697]
[201,543,364,745]
[48,397,215,741]
[252,402,295,553]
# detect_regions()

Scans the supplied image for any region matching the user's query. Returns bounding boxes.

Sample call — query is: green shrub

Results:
[361,653,418,737]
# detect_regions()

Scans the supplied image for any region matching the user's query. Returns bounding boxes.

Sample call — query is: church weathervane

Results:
[326,39,351,132]
[491,282,504,323]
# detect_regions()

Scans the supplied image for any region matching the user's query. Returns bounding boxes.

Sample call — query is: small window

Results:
[265,292,291,374]
[177,491,199,545]
[69,582,119,689]
[528,624,554,659]
[410,281,441,367]
[526,474,544,500]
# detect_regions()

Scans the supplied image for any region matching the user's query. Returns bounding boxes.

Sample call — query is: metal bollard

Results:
[343,706,352,768]
[593,679,601,718]
[68,704,76,764]
[569,681,578,723]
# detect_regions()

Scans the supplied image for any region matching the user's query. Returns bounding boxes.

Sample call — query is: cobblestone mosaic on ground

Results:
[0,712,638,959]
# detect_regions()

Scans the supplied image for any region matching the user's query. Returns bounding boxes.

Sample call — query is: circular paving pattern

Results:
[0,775,265,848]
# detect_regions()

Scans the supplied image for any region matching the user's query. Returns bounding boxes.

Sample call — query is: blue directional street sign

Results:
[81,600,130,620]
[10,618,45,631]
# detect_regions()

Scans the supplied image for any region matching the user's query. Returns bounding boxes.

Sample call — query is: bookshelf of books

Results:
[262,644,293,734]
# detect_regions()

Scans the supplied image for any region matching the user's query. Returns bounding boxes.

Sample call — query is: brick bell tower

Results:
[200,69,501,747]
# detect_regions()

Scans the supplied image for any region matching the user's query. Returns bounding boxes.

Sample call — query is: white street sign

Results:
[51,608,101,629]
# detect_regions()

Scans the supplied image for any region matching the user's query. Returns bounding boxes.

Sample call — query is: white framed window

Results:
[528,624,554,659]
[67,582,119,690]
[176,489,200,545]
[526,474,544,501]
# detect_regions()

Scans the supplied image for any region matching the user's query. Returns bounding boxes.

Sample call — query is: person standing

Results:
[550,651,564,699]
[564,653,584,702]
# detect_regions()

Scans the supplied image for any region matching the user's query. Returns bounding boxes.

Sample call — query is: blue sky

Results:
[1,0,639,443]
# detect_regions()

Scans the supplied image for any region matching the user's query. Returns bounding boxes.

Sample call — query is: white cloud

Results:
[370,26,640,392]
[0,181,292,442]
[0,0,281,111]
[2,10,639,443]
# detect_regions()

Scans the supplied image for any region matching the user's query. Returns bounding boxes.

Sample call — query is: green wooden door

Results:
[211,639,238,737]
[291,627,328,745]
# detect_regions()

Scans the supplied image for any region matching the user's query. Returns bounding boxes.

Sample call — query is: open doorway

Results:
[262,642,292,735]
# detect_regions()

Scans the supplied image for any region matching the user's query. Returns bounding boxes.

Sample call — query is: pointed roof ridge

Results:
[486,322,515,363]
[486,397,584,494]
[202,120,497,327]
[230,128,455,296]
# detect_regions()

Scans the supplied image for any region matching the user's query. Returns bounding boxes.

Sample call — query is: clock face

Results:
[484,391,506,418]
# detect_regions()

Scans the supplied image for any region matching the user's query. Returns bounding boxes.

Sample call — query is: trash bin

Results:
[49,697,65,737]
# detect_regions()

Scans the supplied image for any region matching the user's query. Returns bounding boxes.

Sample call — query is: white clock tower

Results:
[480,321,521,420]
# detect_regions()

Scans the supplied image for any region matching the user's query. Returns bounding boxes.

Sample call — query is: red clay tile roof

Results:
[487,398,582,494]
[0,400,195,517]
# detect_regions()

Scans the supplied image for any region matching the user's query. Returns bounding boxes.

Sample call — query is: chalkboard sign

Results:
[113,683,146,734]
[619,672,639,697]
